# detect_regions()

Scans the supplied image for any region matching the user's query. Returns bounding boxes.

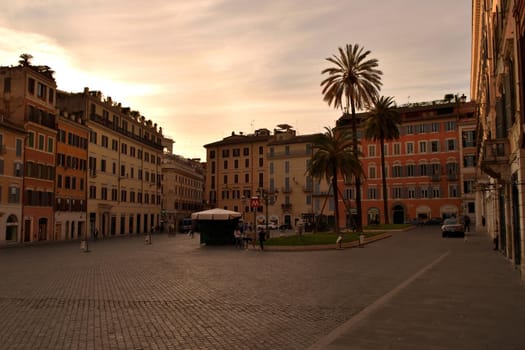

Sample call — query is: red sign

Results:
[250,197,260,208]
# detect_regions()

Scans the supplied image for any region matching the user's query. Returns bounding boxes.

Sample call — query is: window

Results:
[369,166,376,179]
[419,141,427,153]
[243,147,249,156]
[419,163,428,176]
[223,160,228,169]
[431,123,440,132]
[222,149,229,157]
[392,165,403,177]
[3,77,11,92]
[38,135,45,150]
[8,186,20,203]
[210,150,216,159]
[90,131,97,144]
[259,158,264,167]
[28,132,35,148]
[431,141,440,152]
[28,78,35,94]
[14,162,22,177]
[111,188,118,201]
[47,137,54,153]
[393,143,401,155]
[408,188,416,199]
[37,82,47,99]
[368,145,376,157]
[89,186,97,199]
[406,125,414,134]
[285,161,290,174]
[432,187,441,198]
[367,187,378,199]
[406,142,414,154]
[101,159,107,172]
[420,188,428,198]
[406,164,415,177]
[393,187,402,199]
[445,121,456,131]
[269,162,274,175]
[447,139,456,151]
[464,155,476,167]
[101,187,108,200]
[259,146,263,155]
[101,135,108,148]
[449,184,458,197]
[112,139,118,151]
[234,159,238,169]
[464,180,475,194]
[15,138,22,156]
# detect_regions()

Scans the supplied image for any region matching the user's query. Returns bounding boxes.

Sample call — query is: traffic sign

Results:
[250,197,260,208]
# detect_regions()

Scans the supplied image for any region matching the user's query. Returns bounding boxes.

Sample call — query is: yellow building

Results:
[57,88,163,237]
[0,118,25,245]
[161,138,205,231]
[471,0,525,273]
[204,129,271,228]
[267,126,329,230]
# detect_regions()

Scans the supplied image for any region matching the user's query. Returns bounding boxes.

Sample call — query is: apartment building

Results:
[161,137,205,230]
[471,0,525,274]
[204,129,271,227]
[57,88,163,238]
[267,126,328,229]
[55,110,89,240]
[0,118,25,245]
[0,63,57,242]
[337,98,476,227]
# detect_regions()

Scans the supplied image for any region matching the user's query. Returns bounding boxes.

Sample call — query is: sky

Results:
[0,0,472,160]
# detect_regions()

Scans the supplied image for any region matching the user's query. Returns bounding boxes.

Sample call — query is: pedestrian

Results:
[94,228,98,241]
[258,229,266,251]
[234,228,242,248]
[464,215,471,232]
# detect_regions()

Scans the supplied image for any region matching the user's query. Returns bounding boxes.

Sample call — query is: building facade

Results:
[57,88,163,238]
[337,99,477,227]
[55,110,89,241]
[161,138,205,231]
[471,0,525,274]
[0,118,25,245]
[0,63,57,243]
[204,129,271,228]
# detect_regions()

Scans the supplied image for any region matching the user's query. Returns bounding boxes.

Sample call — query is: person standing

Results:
[464,215,471,232]
[258,229,266,251]
[234,228,242,248]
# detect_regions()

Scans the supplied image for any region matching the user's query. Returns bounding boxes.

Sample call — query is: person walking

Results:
[234,228,242,248]
[464,215,471,232]
[258,229,266,251]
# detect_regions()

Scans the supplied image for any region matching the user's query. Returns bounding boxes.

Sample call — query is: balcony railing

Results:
[481,138,509,179]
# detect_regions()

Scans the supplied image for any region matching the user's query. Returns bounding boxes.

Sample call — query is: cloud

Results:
[0,0,472,159]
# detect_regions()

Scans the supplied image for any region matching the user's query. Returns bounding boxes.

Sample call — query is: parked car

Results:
[441,217,465,238]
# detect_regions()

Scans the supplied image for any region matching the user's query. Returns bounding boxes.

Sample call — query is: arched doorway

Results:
[6,215,19,242]
[392,205,405,224]
[367,208,380,225]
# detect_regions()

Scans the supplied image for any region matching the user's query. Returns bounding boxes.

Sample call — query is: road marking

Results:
[307,250,450,350]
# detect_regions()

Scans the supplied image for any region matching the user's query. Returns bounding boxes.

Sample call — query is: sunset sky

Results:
[0,1,472,160]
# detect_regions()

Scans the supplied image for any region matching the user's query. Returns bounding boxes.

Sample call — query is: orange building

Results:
[54,110,89,240]
[0,62,57,242]
[337,98,476,227]
[0,118,25,245]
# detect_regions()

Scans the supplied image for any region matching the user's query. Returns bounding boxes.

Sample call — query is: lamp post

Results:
[256,188,278,234]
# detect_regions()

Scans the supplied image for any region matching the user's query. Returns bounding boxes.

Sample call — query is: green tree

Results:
[321,44,382,232]
[307,127,363,234]
[364,96,400,224]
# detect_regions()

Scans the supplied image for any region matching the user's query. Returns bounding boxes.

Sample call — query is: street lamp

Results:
[256,188,278,234]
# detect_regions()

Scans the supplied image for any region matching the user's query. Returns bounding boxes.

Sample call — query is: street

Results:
[0,226,524,349]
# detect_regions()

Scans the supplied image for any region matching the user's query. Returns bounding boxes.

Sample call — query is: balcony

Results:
[281,203,292,211]
[481,138,509,179]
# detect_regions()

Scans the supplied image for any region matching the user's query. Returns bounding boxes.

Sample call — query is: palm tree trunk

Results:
[332,165,340,234]
[350,100,363,232]
[380,137,389,224]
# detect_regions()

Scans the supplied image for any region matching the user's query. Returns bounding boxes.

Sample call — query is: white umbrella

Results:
[191,208,242,221]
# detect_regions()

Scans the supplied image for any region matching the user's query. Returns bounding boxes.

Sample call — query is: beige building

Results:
[0,118,25,245]
[161,138,205,230]
[471,0,525,273]
[267,126,328,230]
[57,88,163,237]
[204,129,271,228]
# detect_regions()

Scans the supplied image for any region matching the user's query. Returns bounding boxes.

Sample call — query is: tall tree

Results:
[307,127,363,234]
[364,96,400,224]
[321,44,382,232]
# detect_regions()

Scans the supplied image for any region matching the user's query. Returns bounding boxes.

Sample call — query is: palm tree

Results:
[364,96,401,224]
[307,127,363,234]
[321,44,382,232]
[18,53,33,66]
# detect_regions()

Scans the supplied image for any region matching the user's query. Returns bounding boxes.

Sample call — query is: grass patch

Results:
[266,231,383,246]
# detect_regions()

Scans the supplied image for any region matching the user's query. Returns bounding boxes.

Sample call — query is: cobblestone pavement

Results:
[1,227,524,349]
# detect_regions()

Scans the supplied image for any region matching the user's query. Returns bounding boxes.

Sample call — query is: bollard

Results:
[80,240,90,252]
[359,234,365,247]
